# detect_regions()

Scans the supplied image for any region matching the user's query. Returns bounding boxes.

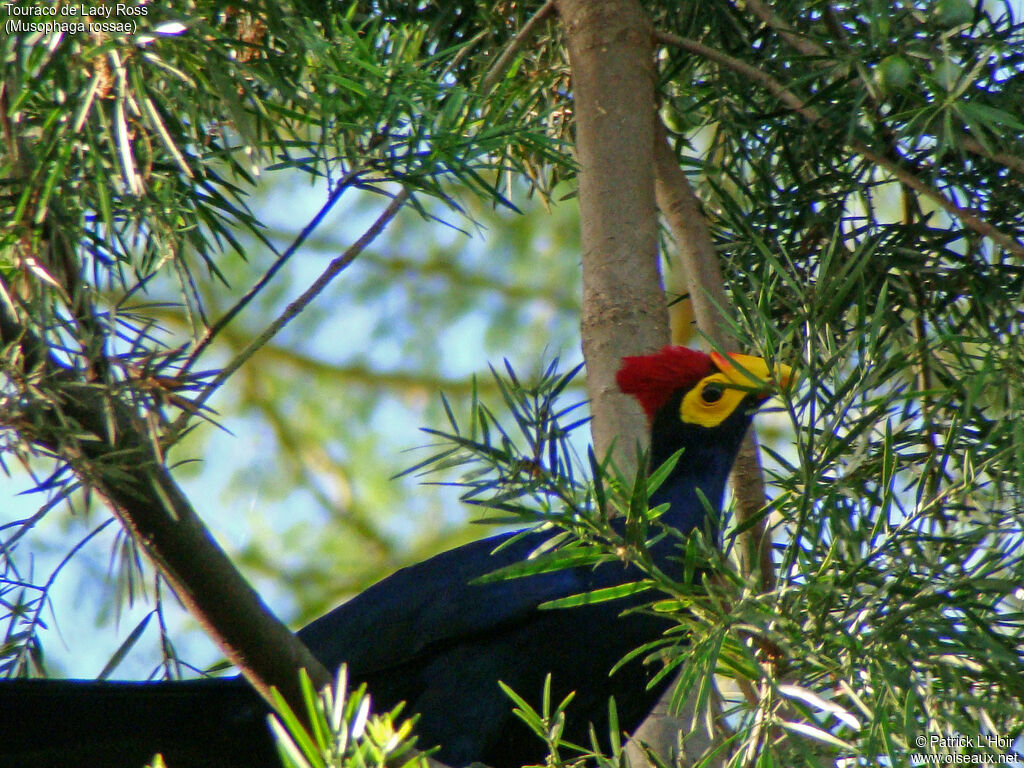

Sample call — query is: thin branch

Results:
[176,187,411,430]
[2,516,113,676]
[961,137,1024,177]
[851,144,1024,258]
[183,168,364,371]
[117,297,567,397]
[652,127,776,592]
[481,0,556,93]
[653,130,730,351]
[653,31,815,115]
[742,0,827,59]
[0,294,332,713]
[653,29,1024,259]
[736,1,1024,179]
[219,231,582,312]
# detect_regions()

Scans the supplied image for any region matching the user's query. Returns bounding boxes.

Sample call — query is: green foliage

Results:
[267,666,426,768]
[0,0,563,335]
[0,0,576,677]
[404,358,591,527]
[647,5,1024,758]
[657,0,1024,242]
[410,354,1024,765]
[498,674,630,768]
[3,0,1024,766]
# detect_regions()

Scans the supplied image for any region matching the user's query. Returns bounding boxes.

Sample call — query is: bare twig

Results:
[742,0,827,59]
[851,143,1024,258]
[0,294,333,713]
[961,138,1024,177]
[184,168,364,372]
[653,126,775,590]
[481,0,556,93]
[175,187,411,432]
[653,29,1024,259]
[654,31,815,114]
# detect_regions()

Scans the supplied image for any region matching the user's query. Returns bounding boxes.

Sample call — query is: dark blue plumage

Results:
[0,347,782,768]
[298,370,762,765]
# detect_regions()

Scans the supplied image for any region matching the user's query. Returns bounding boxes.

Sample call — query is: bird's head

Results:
[616,346,793,428]
[615,346,793,534]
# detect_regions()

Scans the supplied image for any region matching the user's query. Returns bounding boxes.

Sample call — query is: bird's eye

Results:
[701,383,724,403]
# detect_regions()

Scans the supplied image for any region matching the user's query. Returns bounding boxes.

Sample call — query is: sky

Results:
[2,176,584,678]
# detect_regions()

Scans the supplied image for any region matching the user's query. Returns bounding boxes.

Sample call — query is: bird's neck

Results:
[648,437,735,541]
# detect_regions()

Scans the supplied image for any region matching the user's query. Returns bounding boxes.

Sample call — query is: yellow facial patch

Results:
[679,353,793,428]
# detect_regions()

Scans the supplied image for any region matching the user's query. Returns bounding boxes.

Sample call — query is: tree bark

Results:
[557,3,701,765]
[558,0,668,466]
[0,303,331,715]
[653,128,774,588]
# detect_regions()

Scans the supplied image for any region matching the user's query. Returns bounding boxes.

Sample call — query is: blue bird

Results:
[0,346,790,768]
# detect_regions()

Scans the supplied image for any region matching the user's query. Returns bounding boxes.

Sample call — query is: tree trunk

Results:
[558,0,667,466]
[558,3,708,765]
[0,305,332,718]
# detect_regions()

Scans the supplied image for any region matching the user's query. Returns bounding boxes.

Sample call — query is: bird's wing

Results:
[297,527,640,676]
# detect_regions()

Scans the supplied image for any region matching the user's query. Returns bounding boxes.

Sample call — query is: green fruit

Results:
[933,60,962,90]
[933,0,974,27]
[875,55,914,91]
[660,102,687,134]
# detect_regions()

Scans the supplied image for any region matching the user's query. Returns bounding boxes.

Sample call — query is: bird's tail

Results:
[0,677,275,768]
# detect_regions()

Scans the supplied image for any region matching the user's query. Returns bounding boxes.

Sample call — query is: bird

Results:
[0,346,791,768]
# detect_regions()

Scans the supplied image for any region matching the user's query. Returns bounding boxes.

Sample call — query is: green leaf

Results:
[473,547,609,584]
[539,581,653,610]
[98,612,153,680]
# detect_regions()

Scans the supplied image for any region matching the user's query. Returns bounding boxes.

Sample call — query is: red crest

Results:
[615,346,716,420]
